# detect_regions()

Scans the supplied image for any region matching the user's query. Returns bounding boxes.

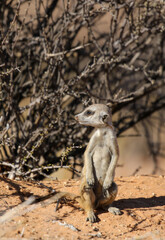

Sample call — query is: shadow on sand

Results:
[115,196,165,210]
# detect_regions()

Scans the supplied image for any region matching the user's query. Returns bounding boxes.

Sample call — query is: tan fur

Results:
[55,104,121,222]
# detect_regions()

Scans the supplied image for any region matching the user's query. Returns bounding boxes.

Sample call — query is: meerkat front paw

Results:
[103,176,113,190]
[87,177,95,187]
[86,211,97,223]
[103,181,112,191]
[86,173,95,187]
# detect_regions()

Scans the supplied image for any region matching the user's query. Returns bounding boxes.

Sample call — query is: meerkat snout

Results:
[102,114,109,122]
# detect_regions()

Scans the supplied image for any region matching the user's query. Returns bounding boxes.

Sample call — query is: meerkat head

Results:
[75,104,112,128]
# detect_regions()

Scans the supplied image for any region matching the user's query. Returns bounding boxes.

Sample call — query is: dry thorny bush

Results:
[0,0,165,180]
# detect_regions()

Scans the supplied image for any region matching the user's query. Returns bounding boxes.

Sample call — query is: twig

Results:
[52,220,80,232]
[46,43,91,58]
[23,165,81,177]
[0,196,35,224]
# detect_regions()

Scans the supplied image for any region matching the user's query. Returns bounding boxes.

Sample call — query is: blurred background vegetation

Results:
[0,0,165,180]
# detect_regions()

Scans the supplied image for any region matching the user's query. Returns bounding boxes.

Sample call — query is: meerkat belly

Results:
[92,145,111,182]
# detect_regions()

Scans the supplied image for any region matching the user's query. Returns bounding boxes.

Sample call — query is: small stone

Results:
[6,185,12,190]
[96,232,102,237]
[93,227,99,231]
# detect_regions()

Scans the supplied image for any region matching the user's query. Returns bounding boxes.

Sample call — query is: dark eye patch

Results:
[84,110,94,116]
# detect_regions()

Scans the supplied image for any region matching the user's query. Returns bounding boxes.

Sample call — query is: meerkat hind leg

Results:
[101,202,121,215]
[80,187,97,223]
[98,182,122,215]
[107,205,122,215]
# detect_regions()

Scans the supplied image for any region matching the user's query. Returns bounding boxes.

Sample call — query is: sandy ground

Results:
[0,175,165,240]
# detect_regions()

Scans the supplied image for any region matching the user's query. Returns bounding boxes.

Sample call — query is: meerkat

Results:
[38,104,121,222]
[74,104,121,222]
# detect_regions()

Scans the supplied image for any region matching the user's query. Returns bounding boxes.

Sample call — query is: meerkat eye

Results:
[84,110,94,116]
